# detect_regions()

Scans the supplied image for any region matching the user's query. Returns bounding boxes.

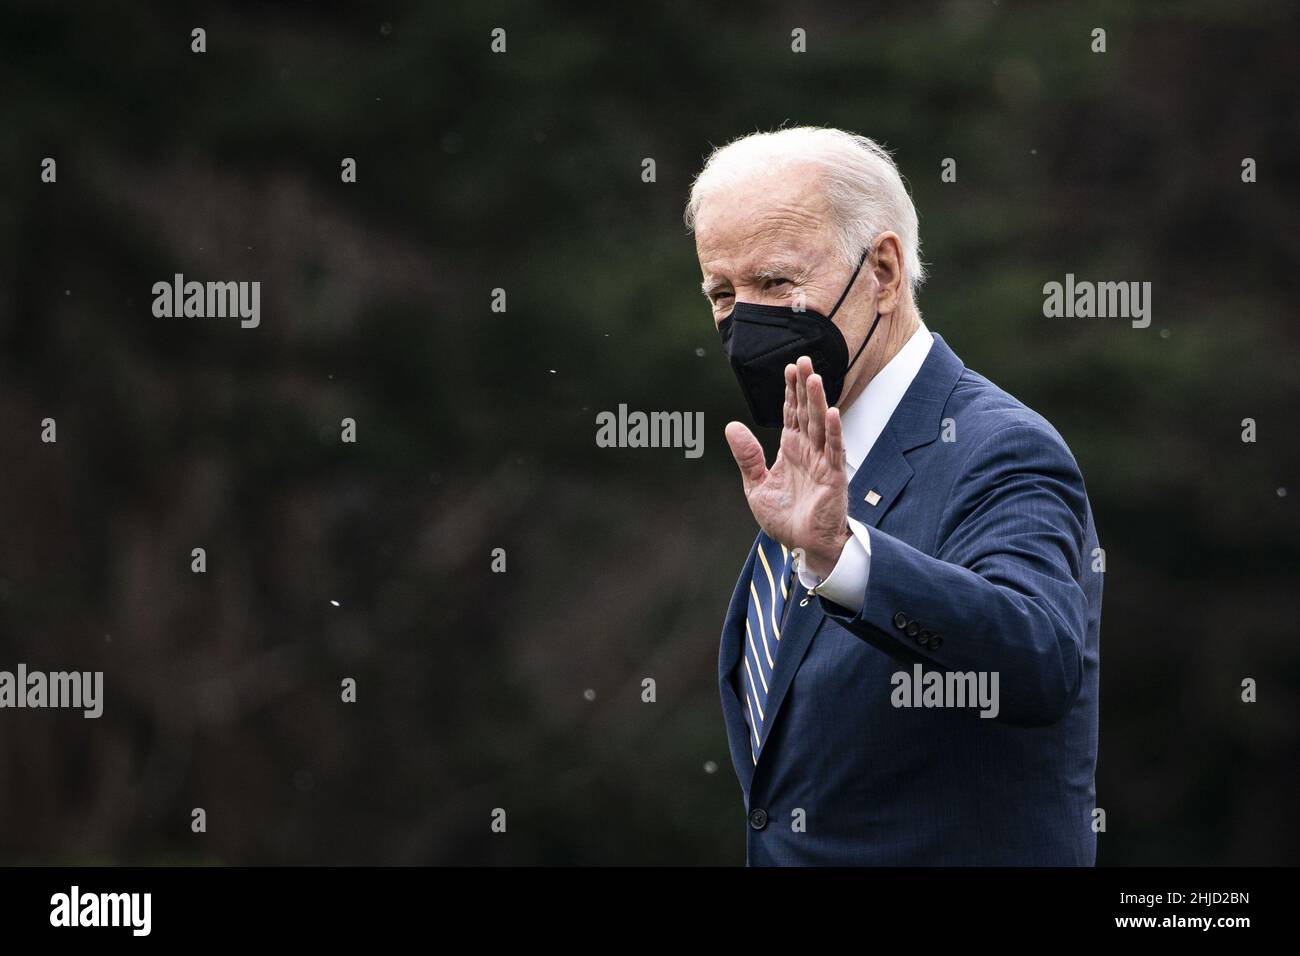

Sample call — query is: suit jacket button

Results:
[918,629,932,647]
[905,621,920,638]
[748,808,768,830]
[893,612,908,630]
[929,634,943,650]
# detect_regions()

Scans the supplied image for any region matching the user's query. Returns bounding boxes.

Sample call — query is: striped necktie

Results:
[739,530,794,764]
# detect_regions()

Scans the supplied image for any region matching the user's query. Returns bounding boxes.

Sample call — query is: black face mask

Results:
[717,247,882,428]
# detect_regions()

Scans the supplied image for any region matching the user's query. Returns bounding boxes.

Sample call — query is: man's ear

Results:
[870,232,905,314]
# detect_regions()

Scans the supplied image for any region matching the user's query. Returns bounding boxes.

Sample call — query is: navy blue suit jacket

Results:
[719,333,1101,865]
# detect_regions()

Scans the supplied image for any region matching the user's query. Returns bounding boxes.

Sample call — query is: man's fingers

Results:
[795,356,811,432]
[783,363,797,431]
[724,420,768,494]
[807,372,827,450]
[826,405,846,473]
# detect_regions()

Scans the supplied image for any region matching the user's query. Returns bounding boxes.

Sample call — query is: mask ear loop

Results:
[827,246,872,320]
[846,312,882,371]
[828,246,881,372]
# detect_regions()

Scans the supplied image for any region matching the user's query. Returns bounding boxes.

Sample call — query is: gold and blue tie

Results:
[740,531,794,764]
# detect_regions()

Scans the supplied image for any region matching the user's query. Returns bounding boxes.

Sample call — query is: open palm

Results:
[725,356,850,579]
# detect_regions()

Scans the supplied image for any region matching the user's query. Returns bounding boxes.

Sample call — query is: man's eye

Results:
[713,291,734,303]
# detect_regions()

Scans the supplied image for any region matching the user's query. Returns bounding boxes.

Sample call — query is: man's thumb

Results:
[724,421,767,493]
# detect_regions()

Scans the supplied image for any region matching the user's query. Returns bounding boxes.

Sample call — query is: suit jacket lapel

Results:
[719,535,760,791]
[847,426,914,529]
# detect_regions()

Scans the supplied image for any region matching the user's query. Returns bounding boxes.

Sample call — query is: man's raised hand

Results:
[724,355,851,579]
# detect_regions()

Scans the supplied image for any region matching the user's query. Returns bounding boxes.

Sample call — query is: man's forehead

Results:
[696,214,827,283]
[695,173,832,274]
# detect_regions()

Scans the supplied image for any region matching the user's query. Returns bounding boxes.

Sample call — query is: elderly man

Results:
[686,127,1101,866]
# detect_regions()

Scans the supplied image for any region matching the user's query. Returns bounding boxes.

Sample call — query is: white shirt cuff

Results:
[795,517,872,611]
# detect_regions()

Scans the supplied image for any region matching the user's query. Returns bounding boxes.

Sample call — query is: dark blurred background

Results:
[1,0,1297,865]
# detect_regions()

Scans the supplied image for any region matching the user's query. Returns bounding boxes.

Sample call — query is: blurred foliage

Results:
[0,0,1297,864]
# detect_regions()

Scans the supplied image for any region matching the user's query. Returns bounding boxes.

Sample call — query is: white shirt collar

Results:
[839,322,934,477]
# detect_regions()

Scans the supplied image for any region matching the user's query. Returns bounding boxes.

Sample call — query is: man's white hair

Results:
[684,126,926,293]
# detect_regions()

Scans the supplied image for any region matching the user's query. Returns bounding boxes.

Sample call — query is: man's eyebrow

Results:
[750,260,804,281]
[701,275,730,296]
[701,261,808,296]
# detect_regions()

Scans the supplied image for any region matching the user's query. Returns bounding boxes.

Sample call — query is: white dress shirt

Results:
[793,322,934,610]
